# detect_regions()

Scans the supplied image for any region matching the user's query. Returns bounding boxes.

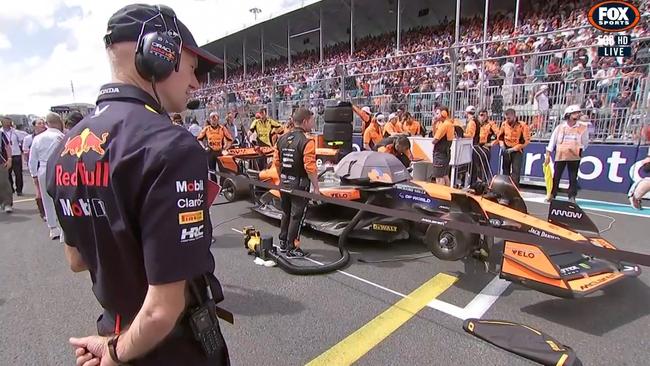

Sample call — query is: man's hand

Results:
[544,154,550,165]
[3,160,10,169]
[70,336,116,366]
[505,147,516,154]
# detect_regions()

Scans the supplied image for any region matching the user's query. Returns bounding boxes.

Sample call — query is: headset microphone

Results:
[186,99,201,110]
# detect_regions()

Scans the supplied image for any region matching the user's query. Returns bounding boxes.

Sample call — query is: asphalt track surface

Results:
[1,179,649,365]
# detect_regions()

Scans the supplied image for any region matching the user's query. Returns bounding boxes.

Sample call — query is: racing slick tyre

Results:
[222,176,250,202]
[424,225,478,261]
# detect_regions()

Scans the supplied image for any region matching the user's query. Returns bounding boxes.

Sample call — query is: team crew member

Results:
[382,113,403,137]
[431,106,456,186]
[198,112,234,173]
[271,118,294,146]
[464,108,499,185]
[373,135,413,167]
[497,108,531,187]
[1,116,24,196]
[29,113,64,240]
[47,5,229,365]
[399,112,423,136]
[0,130,12,213]
[545,105,589,202]
[273,107,320,258]
[629,155,650,210]
[249,107,281,147]
[352,105,373,134]
[363,114,383,150]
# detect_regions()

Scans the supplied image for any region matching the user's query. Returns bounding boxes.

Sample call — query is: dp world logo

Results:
[588,1,640,32]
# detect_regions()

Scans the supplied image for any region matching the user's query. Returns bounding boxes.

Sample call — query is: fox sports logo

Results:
[588,1,640,32]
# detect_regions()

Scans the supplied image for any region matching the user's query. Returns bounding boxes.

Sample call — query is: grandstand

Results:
[195,0,649,144]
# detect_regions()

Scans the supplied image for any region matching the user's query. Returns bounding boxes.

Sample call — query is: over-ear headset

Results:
[135,5,183,82]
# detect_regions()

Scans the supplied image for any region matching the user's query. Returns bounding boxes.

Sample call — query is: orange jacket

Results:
[198,125,234,151]
[497,121,531,151]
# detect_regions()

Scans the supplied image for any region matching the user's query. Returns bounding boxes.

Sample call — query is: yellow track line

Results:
[306,273,457,366]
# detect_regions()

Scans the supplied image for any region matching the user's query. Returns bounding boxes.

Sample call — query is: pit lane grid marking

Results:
[231,227,510,321]
[306,273,457,366]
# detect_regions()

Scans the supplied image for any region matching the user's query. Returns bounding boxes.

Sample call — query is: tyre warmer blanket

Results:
[463,319,582,366]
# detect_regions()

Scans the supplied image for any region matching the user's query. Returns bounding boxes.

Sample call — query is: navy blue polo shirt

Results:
[46,83,214,340]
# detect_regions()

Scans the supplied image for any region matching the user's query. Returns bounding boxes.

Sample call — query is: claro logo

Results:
[588,1,640,32]
[550,209,583,219]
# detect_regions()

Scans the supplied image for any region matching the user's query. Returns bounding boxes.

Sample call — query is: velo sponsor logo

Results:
[178,210,204,225]
[59,198,107,217]
[181,225,204,243]
[176,179,204,193]
[55,162,110,187]
[177,194,204,209]
[588,1,640,32]
[550,209,583,219]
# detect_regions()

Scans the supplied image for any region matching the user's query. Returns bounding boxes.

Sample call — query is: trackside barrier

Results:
[212,170,650,268]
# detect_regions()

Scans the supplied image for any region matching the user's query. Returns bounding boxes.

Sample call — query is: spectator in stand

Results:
[533,84,550,136]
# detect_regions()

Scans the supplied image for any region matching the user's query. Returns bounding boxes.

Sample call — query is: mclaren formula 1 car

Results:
[248,150,641,298]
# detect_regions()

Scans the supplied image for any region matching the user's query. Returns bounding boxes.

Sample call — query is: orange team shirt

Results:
[197,125,233,151]
[363,122,383,149]
[273,135,317,175]
[401,119,422,136]
[383,121,403,137]
[465,119,500,145]
[434,119,455,142]
[497,121,531,151]
[352,105,372,134]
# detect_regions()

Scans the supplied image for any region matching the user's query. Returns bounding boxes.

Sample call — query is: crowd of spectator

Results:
[191,0,648,140]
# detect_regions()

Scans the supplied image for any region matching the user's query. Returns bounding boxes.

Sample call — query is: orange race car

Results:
[247,151,641,298]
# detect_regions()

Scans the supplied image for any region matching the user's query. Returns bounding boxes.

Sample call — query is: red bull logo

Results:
[61,128,109,158]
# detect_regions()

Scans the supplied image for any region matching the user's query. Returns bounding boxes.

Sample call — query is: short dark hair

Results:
[292,107,313,125]
[505,108,516,115]
[66,111,84,128]
[394,135,411,150]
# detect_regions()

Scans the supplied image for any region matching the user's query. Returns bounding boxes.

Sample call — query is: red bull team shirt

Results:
[46,83,215,364]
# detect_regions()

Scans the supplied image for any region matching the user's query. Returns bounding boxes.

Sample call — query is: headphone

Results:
[135,5,183,82]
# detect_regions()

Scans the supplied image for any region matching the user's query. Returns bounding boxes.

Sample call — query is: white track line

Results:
[231,227,506,320]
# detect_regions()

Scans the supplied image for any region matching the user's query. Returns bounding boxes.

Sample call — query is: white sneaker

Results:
[4,205,12,213]
[49,228,61,240]
[253,257,265,266]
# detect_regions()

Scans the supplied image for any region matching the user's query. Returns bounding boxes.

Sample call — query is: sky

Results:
[0,0,319,116]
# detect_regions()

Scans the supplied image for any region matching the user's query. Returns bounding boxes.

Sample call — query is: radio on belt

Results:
[188,275,228,358]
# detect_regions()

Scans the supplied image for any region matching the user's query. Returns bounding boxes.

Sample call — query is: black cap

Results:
[104,4,221,76]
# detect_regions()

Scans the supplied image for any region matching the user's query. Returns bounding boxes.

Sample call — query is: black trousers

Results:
[207,150,222,182]
[7,155,23,194]
[551,160,580,199]
[279,182,309,249]
[470,145,493,186]
[501,150,523,187]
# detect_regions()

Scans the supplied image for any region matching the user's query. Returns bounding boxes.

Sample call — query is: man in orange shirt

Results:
[431,106,455,186]
[363,114,383,150]
[383,113,403,137]
[465,108,499,185]
[497,108,530,187]
[400,112,423,136]
[197,112,234,173]
[273,108,320,257]
[373,135,412,167]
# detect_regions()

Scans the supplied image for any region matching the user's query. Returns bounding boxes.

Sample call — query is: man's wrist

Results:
[108,334,128,365]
